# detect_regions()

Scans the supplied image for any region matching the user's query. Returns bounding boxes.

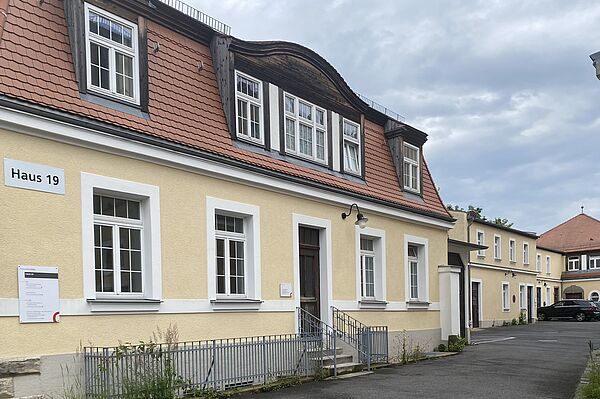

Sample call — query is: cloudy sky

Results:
[191,0,600,234]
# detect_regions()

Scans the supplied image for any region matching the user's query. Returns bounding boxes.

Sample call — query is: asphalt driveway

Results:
[238,321,600,399]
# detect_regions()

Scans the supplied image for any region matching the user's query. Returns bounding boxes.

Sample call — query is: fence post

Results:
[212,340,217,390]
[262,335,267,384]
[333,329,337,378]
[367,328,371,371]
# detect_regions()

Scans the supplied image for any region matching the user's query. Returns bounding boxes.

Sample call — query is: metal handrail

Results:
[157,0,231,35]
[357,93,406,122]
[297,307,338,377]
[331,306,389,368]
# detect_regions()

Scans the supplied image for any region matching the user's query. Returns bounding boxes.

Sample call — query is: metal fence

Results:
[84,334,321,398]
[157,0,231,35]
[357,93,406,122]
[332,306,389,367]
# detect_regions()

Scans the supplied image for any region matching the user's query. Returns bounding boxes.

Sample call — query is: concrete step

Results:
[326,370,374,380]
[323,362,364,376]
[308,347,343,357]
[320,354,353,366]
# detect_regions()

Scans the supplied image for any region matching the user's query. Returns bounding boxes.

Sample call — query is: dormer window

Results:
[343,119,361,174]
[403,143,420,192]
[235,71,263,144]
[284,93,327,163]
[84,3,139,104]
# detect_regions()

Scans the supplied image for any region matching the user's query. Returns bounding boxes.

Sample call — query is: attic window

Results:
[343,119,361,174]
[283,93,327,163]
[235,71,263,145]
[84,3,139,104]
[403,143,420,192]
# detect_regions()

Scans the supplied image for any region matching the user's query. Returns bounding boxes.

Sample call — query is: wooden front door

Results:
[536,287,542,308]
[299,227,320,320]
[527,286,534,323]
[471,282,480,328]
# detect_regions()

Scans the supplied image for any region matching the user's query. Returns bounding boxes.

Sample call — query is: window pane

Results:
[91,66,100,87]
[237,99,248,136]
[250,103,260,139]
[234,217,244,233]
[128,201,140,220]
[91,43,99,66]
[343,120,358,139]
[285,95,295,113]
[101,225,112,247]
[94,225,101,247]
[315,109,325,126]
[344,142,359,172]
[102,271,114,292]
[217,276,225,294]
[99,45,109,68]
[98,14,111,39]
[89,12,99,34]
[130,229,141,250]
[403,144,418,162]
[115,198,127,218]
[100,68,110,90]
[360,238,374,251]
[299,124,312,156]
[236,75,259,99]
[95,270,102,292]
[316,130,325,160]
[299,102,312,120]
[411,164,418,189]
[130,251,141,271]
[131,272,142,292]
[111,21,123,45]
[119,228,129,249]
[94,248,101,268]
[216,215,226,231]
[120,271,130,292]
[102,249,113,269]
[285,118,296,151]
[226,216,234,232]
[120,250,130,270]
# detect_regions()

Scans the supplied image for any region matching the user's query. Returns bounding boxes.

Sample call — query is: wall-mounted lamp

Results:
[341,203,368,229]
[544,282,547,287]
[504,270,516,278]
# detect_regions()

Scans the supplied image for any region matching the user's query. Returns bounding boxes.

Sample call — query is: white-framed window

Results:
[235,70,263,144]
[523,242,530,265]
[206,197,261,306]
[590,256,600,269]
[476,230,485,257]
[568,256,580,271]
[545,286,551,305]
[519,284,526,310]
[509,238,516,263]
[546,256,551,274]
[283,93,328,163]
[356,227,386,305]
[342,118,361,174]
[536,253,541,272]
[84,3,139,104]
[404,235,429,305]
[81,173,161,305]
[403,143,420,192]
[590,291,600,302]
[502,282,510,311]
[494,235,501,260]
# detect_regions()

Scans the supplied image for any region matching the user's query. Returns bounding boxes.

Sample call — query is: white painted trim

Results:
[476,229,485,257]
[494,234,502,260]
[519,283,527,310]
[546,255,552,275]
[292,214,333,329]
[523,241,530,265]
[268,83,280,152]
[341,118,361,175]
[81,172,161,300]
[234,70,264,145]
[355,226,387,303]
[331,112,340,172]
[404,234,429,304]
[502,281,510,312]
[0,298,295,317]
[206,196,261,303]
[332,300,440,312]
[469,262,539,275]
[508,237,516,263]
[536,253,541,272]
[536,276,562,283]
[0,106,455,231]
[470,278,483,323]
[561,277,600,283]
[402,142,420,193]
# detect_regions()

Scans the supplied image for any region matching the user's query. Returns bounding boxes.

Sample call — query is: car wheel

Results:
[538,313,546,321]
[575,312,586,322]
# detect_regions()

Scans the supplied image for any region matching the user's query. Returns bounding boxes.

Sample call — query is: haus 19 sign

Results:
[4,158,65,195]
[18,266,60,323]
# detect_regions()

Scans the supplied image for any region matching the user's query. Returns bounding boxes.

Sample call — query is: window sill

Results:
[87,298,162,312]
[210,298,263,311]
[406,300,430,310]
[359,299,388,309]
[477,255,486,259]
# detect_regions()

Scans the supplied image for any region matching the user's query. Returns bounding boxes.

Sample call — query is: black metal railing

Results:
[157,0,231,35]
[297,307,338,377]
[331,306,388,368]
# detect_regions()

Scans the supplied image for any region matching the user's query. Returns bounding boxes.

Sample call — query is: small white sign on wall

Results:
[18,266,60,323]
[4,158,65,195]
[280,283,293,297]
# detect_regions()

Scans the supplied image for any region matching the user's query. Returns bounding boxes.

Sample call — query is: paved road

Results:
[238,321,600,399]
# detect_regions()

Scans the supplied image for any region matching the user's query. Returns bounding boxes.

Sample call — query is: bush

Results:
[447,337,467,352]
[436,343,446,352]
[583,341,600,399]
[518,312,527,325]
[511,318,518,326]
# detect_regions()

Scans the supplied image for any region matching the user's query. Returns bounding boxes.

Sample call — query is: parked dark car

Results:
[537,300,600,321]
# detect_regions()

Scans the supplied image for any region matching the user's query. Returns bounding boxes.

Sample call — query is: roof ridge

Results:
[539,213,587,237]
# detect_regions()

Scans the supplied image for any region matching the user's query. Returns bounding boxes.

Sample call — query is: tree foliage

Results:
[446,204,513,228]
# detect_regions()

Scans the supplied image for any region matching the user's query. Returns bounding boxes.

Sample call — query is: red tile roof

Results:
[0,0,451,220]
[538,214,600,253]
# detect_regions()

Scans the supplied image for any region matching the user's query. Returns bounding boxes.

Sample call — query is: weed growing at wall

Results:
[582,341,600,399]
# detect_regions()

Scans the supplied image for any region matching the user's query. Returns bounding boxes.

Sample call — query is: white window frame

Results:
[536,253,541,272]
[523,242,530,265]
[494,235,502,260]
[342,118,361,175]
[234,70,264,145]
[509,238,516,263]
[546,255,551,274]
[84,3,140,104]
[206,197,261,307]
[404,234,429,305]
[476,230,485,257]
[214,214,247,297]
[568,256,580,271]
[402,142,420,193]
[502,282,510,311]
[545,286,551,306]
[519,284,525,310]
[355,227,386,306]
[81,173,161,303]
[590,256,600,269]
[283,92,328,164]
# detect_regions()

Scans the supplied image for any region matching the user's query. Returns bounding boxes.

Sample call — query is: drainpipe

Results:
[465,211,477,343]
